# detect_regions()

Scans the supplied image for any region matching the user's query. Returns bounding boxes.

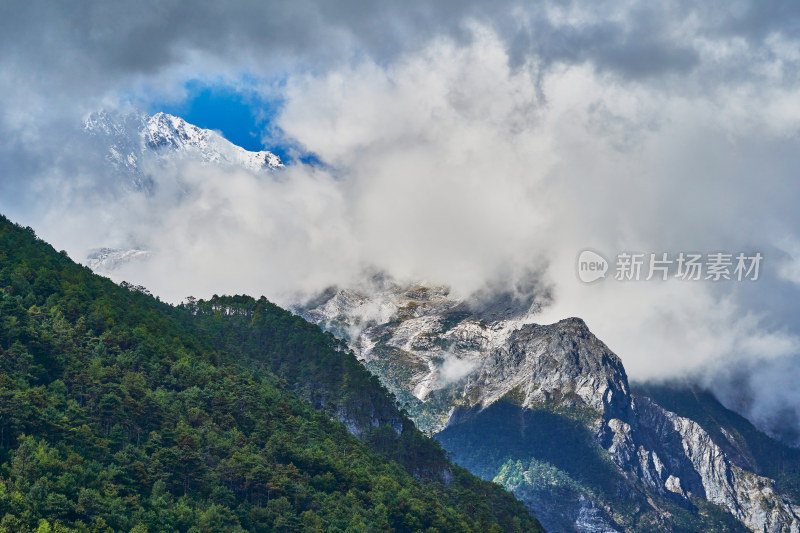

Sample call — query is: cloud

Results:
[269,26,800,439]
[3,1,800,442]
[3,0,797,133]
[33,154,359,304]
[270,28,800,372]
[438,353,481,386]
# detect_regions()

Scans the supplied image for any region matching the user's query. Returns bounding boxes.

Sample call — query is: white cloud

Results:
[30,25,800,388]
[438,353,481,386]
[4,3,800,441]
[271,29,800,383]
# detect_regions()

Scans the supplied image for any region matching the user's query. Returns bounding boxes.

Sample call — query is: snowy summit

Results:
[84,110,283,188]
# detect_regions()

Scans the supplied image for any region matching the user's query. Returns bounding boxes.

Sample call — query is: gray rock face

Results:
[624,397,800,533]
[574,496,624,533]
[85,247,152,273]
[335,405,404,439]
[467,318,630,419]
[299,282,800,532]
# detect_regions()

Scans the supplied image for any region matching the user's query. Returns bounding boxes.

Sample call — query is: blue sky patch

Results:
[149,80,300,163]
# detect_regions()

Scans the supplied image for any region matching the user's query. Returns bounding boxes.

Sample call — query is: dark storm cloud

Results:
[717,0,800,40]
[3,0,792,91]
[0,0,719,209]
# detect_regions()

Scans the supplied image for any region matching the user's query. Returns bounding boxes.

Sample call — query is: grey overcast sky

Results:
[3,0,800,443]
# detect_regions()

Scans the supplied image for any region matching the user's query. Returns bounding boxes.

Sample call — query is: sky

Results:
[2,0,800,443]
[153,81,270,153]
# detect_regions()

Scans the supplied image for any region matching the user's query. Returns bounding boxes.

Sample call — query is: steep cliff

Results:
[300,281,800,532]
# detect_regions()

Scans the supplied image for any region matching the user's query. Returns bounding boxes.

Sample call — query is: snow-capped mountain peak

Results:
[82,110,284,272]
[84,110,283,188]
[143,112,283,171]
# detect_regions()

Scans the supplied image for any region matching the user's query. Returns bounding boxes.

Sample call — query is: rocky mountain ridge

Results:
[299,280,800,532]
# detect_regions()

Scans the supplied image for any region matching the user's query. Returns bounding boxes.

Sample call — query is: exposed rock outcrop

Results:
[300,282,800,532]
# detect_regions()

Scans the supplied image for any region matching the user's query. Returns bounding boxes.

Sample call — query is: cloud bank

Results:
[3,0,800,443]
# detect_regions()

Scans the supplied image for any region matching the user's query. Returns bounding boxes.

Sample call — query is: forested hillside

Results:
[0,215,542,532]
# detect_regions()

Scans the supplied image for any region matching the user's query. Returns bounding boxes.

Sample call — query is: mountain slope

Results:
[0,215,542,532]
[633,381,800,504]
[300,281,800,532]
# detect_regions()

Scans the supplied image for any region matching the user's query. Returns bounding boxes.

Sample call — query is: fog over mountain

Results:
[3,1,800,446]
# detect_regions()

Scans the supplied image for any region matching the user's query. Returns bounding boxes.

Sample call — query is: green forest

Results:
[0,215,543,533]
